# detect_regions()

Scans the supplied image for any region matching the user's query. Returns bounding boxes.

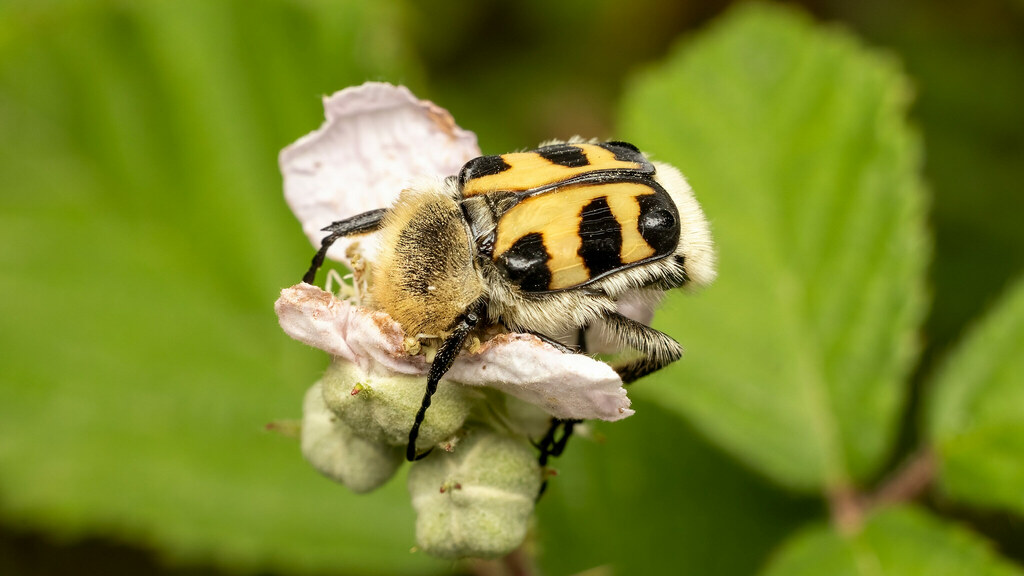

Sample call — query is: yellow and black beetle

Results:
[303,140,715,461]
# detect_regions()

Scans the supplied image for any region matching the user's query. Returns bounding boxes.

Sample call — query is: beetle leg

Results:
[534,323,589,500]
[406,307,481,461]
[535,418,580,500]
[303,208,389,284]
[600,312,682,384]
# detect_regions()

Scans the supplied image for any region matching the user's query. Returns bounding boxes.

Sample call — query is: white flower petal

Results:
[447,334,633,422]
[274,283,426,375]
[275,284,632,422]
[280,82,480,264]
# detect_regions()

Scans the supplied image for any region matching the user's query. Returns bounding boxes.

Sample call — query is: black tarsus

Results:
[535,325,587,500]
[302,208,388,284]
[535,418,580,500]
[406,305,483,461]
[538,419,577,463]
[550,420,576,457]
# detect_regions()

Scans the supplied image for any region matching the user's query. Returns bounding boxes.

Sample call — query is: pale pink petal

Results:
[280,82,480,265]
[275,283,426,376]
[447,334,633,422]
[275,285,632,422]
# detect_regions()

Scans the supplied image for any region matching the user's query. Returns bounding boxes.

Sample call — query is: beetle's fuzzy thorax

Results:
[372,181,486,336]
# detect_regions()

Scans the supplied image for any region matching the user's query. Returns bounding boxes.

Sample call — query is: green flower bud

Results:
[301,382,403,493]
[321,360,473,452]
[408,429,541,559]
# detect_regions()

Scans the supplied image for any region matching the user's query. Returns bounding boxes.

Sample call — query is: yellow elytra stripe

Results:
[494,182,659,290]
[462,144,643,197]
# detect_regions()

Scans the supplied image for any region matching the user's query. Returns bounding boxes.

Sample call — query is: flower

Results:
[275,82,641,559]
[280,82,478,267]
[275,283,633,422]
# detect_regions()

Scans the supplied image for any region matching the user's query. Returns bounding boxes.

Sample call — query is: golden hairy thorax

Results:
[372,189,484,335]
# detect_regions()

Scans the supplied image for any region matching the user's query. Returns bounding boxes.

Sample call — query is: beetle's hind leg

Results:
[302,208,388,284]
[534,418,579,500]
[599,312,682,384]
[533,325,588,500]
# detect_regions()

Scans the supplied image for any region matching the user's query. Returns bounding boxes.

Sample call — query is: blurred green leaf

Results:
[0,0,451,573]
[535,403,820,575]
[926,276,1024,515]
[411,0,718,152]
[619,3,928,491]
[761,506,1023,576]
[848,3,1024,389]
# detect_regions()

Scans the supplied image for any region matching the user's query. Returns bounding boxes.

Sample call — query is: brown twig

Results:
[827,448,937,533]
[503,546,534,576]
[467,546,535,576]
[827,483,865,534]
[865,448,937,509]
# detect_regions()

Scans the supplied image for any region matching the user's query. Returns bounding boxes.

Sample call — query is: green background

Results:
[2,1,1022,574]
